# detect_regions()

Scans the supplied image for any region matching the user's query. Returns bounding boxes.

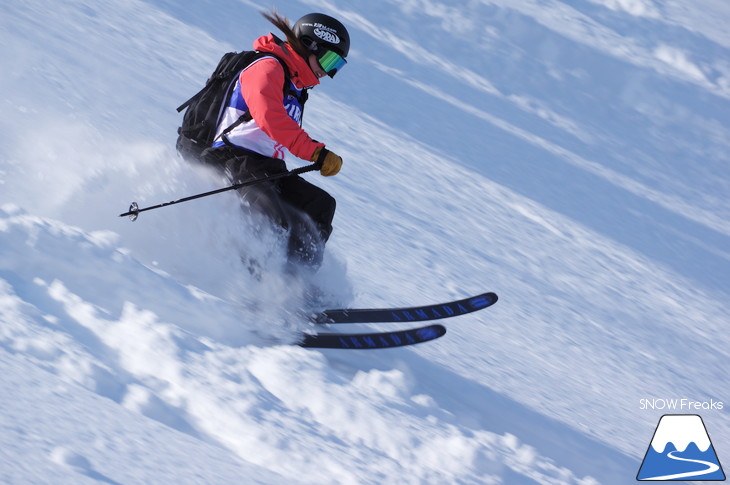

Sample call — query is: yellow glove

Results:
[311,146,342,177]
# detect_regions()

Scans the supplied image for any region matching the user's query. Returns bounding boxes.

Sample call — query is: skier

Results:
[200,11,349,271]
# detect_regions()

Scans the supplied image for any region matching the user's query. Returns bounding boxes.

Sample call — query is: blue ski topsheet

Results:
[299,324,446,349]
[314,291,498,324]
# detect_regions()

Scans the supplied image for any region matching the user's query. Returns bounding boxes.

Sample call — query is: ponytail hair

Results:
[261,10,311,60]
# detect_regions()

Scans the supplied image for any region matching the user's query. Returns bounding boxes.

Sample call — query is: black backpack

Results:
[176,49,307,161]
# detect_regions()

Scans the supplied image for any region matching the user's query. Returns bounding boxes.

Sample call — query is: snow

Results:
[1,0,728,483]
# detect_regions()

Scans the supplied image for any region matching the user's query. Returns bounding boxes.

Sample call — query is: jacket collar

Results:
[253,34,320,89]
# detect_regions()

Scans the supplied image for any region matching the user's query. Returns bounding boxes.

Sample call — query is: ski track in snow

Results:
[1,0,729,483]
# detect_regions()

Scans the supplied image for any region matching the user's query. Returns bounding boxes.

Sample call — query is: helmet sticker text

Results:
[301,22,341,44]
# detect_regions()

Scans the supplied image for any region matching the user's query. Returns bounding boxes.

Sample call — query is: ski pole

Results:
[119,162,321,221]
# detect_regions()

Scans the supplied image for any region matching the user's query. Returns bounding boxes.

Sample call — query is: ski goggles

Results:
[316,49,347,77]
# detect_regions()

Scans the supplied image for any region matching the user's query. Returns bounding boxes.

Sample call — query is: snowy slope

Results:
[1,0,729,484]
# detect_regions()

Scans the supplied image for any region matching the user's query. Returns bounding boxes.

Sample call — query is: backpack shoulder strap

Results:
[266,35,309,104]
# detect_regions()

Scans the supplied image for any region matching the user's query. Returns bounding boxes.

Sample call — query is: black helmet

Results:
[293,13,350,58]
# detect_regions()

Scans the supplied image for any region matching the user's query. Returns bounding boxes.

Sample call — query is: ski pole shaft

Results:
[119,163,321,221]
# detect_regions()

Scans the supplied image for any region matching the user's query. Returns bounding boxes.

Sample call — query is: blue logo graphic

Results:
[637,414,725,481]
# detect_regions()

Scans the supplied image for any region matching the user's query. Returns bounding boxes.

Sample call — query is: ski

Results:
[299,324,446,349]
[314,291,498,324]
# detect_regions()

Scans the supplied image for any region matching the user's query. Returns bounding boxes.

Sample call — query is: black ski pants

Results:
[201,146,336,268]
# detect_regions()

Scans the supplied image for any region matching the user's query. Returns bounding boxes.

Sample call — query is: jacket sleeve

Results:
[239,57,324,160]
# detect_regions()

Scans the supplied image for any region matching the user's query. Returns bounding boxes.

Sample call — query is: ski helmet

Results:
[293,13,350,77]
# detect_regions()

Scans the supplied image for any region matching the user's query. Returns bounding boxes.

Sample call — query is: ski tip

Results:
[468,292,498,310]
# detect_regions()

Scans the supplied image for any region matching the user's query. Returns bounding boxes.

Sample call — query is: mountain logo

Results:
[637,414,725,481]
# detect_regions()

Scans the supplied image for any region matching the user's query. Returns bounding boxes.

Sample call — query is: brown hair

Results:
[261,10,311,60]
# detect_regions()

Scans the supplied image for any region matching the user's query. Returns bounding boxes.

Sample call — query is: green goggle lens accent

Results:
[317,49,347,75]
